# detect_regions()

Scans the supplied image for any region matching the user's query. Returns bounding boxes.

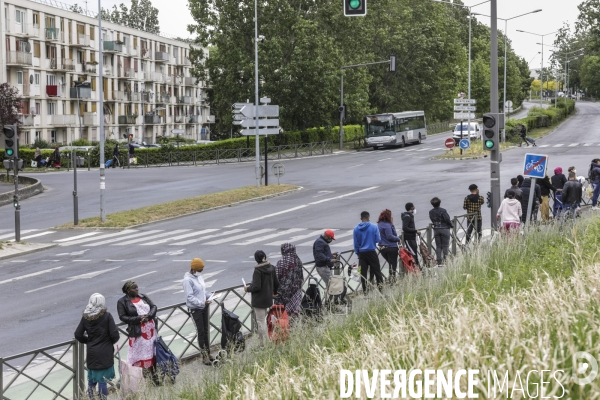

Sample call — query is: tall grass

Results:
[136,216,600,399]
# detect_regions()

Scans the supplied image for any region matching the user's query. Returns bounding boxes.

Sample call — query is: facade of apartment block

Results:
[1,0,213,146]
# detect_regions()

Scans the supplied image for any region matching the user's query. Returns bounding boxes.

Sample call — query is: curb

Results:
[55,186,304,230]
[0,176,44,207]
[0,243,58,260]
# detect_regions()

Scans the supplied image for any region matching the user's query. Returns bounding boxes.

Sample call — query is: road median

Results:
[57,184,300,229]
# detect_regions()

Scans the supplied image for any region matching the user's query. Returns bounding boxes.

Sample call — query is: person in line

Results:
[504,177,523,202]
[377,209,401,280]
[34,147,43,168]
[589,159,600,210]
[562,172,583,218]
[312,230,338,286]
[244,250,279,343]
[463,184,484,244]
[496,190,522,233]
[429,197,452,267]
[51,146,61,168]
[568,166,586,185]
[128,142,135,165]
[521,178,541,223]
[517,175,524,188]
[182,258,214,365]
[551,167,567,216]
[117,281,158,379]
[275,243,304,318]
[401,202,420,270]
[74,293,120,400]
[113,143,121,168]
[353,211,383,293]
[518,124,531,147]
[538,175,556,222]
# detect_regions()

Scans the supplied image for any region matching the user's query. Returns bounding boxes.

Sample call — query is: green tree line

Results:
[186,0,532,139]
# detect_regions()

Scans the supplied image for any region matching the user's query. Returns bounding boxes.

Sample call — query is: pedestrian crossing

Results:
[536,142,600,148]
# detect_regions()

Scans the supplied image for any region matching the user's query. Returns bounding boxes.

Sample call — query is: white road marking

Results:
[56,249,89,256]
[0,267,63,285]
[416,148,430,152]
[25,267,121,293]
[10,231,56,241]
[0,230,37,240]
[106,259,125,262]
[553,144,564,147]
[233,228,305,246]
[72,260,91,262]
[41,260,60,262]
[170,229,247,246]
[568,143,579,147]
[538,145,549,148]
[97,230,172,246]
[396,179,405,182]
[53,232,102,242]
[9,260,27,263]
[349,164,364,168]
[378,158,392,162]
[137,259,157,262]
[58,230,138,246]
[204,229,276,245]
[154,249,186,256]
[296,230,354,246]
[140,229,219,246]
[309,187,379,205]
[584,143,593,147]
[205,260,227,263]
[122,271,156,281]
[264,229,328,246]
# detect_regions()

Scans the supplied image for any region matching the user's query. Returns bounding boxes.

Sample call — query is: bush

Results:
[72,138,91,146]
[505,100,576,143]
[30,139,51,149]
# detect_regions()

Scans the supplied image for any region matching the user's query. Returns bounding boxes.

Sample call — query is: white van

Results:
[452,122,481,141]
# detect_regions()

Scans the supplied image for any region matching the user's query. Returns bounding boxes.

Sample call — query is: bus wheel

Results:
[418,134,422,144]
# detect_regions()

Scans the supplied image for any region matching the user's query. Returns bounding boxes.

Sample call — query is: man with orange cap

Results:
[182,258,214,365]
[312,230,339,285]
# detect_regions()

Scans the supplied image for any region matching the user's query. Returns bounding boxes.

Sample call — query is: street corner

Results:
[0,241,58,260]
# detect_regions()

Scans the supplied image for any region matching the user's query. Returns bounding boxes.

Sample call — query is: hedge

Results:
[505,100,575,142]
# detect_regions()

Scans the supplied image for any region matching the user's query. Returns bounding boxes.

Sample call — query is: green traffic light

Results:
[485,140,494,149]
[349,0,361,9]
[6,149,14,156]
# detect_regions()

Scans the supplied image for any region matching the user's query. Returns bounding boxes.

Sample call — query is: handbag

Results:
[31,161,37,167]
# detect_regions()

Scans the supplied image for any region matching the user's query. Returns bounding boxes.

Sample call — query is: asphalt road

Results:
[0,101,597,356]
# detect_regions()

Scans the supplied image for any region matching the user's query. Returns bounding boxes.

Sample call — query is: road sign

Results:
[523,153,549,179]
[241,118,279,128]
[171,129,184,134]
[459,139,471,150]
[454,98,477,105]
[232,120,243,126]
[454,112,476,120]
[453,105,477,112]
[236,105,279,118]
[240,128,280,136]
[233,114,246,121]
[505,100,513,109]
[260,97,271,104]
[444,138,455,149]
[271,163,285,176]
[233,102,252,109]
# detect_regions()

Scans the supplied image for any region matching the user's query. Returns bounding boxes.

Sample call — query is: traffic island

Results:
[56,184,300,229]
[0,175,44,207]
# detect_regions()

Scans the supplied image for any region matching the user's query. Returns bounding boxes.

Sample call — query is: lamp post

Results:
[516,29,558,107]
[540,44,584,104]
[472,9,541,142]
[98,0,105,221]
[432,0,489,144]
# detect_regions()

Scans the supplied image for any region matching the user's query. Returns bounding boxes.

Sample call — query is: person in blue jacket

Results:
[377,209,400,280]
[354,211,383,293]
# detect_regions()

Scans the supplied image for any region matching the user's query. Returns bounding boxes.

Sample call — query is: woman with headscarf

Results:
[275,243,304,318]
[551,167,567,216]
[51,146,61,168]
[34,147,43,168]
[244,250,279,343]
[74,293,120,399]
[117,281,158,376]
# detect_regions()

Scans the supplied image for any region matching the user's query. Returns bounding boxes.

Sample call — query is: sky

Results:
[81,0,581,68]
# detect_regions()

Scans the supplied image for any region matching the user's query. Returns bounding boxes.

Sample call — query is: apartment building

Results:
[1,0,213,146]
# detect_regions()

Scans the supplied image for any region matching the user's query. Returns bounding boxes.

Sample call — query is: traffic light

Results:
[338,104,346,122]
[482,113,499,151]
[344,0,366,16]
[3,125,18,159]
[486,191,492,208]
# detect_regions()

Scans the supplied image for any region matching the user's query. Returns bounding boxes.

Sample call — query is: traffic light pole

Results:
[489,0,502,230]
[339,74,344,150]
[13,152,20,242]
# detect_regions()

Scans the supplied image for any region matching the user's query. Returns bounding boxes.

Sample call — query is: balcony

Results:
[183,77,197,86]
[207,115,215,123]
[51,58,75,71]
[70,87,92,99]
[141,92,151,102]
[155,51,170,62]
[111,91,124,101]
[143,71,164,82]
[144,115,161,124]
[6,51,32,66]
[45,27,62,41]
[177,96,192,104]
[73,34,90,47]
[18,114,34,126]
[186,115,199,124]
[118,115,137,124]
[175,116,184,123]
[125,69,137,79]
[103,66,113,76]
[12,23,40,38]
[156,93,170,103]
[84,64,97,74]
[49,114,77,125]
[83,112,98,126]
[46,85,59,97]
[104,41,123,52]
[141,48,151,59]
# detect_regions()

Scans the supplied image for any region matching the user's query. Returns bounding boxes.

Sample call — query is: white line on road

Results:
[10,231,56,241]
[0,230,37,240]
[538,145,549,148]
[378,158,392,162]
[233,228,305,246]
[9,260,27,263]
[58,230,138,246]
[25,267,121,293]
[309,187,379,205]
[169,229,246,246]
[54,232,102,242]
[553,144,564,147]
[584,143,593,147]
[264,229,329,246]
[106,259,125,262]
[568,143,579,147]
[92,230,168,246]
[0,267,63,285]
[72,260,91,262]
[296,230,354,246]
[137,259,157,262]
[122,271,156,281]
[206,260,227,263]
[40,260,60,262]
[140,229,219,246]
[204,229,276,245]
[396,179,405,182]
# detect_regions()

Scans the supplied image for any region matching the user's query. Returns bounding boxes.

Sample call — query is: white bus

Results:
[364,111,427,149]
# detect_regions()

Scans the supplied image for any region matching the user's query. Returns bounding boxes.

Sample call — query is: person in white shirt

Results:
[496,190,523,233]
[182,258,214,365]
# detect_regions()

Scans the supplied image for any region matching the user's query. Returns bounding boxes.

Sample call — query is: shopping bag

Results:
[119,359,145,396]
[31,161,37,168]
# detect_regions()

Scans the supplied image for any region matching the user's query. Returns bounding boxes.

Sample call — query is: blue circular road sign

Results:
[459,139,471,150]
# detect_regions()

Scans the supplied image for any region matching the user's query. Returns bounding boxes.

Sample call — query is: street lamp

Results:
[431,0,490,147]
[516,29,558,108]
[537,44,584,105]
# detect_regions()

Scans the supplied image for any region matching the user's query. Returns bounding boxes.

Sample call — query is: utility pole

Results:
[253,0,260,188]
[489,0,501,230]
[98,0,106,221]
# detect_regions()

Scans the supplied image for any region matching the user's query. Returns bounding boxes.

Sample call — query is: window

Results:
[35,102,40,114]
[141,61,145,71]
[92,103,97,112]
[47,102,56,115]
[34,72,40,85]
[77,50,83,64]
[133,38,137,48]
[33,13,39,26]
[91,78,96,91]
[15,9,22,23]
[90,27,95,40]
[35,131,41,140]
[50,130,56,143]
[34,41,40,57]
[47,74,56,85]
[45,16,55,29]
[17,71,23,84]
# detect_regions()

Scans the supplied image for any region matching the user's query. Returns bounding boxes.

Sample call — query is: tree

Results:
[580,56,600,96]
[0,83,22,127]
[102,0,160,34]
[69,3,84,13]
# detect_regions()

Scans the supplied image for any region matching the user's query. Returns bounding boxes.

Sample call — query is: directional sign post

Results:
[241,118,280,128]
[454,98,476,155]
[523,153,549,225]
[271,162,285,185]
[459,139,471,150]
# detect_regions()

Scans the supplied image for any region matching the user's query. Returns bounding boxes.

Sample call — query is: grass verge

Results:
[57,185,299,228]
[136,215,600,399]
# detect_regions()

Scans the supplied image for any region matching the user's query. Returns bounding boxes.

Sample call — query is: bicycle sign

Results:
[523,153,549,179]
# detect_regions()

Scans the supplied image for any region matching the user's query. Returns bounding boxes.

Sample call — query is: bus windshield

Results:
[366,116,394,137]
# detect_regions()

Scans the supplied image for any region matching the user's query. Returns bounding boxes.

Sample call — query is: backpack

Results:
[301,278,322,317]
[589,164,596,182]
[267,304,290,344]
[154,336,179,384]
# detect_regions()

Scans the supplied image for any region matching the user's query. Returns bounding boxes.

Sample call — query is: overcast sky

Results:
[91,0,581,68]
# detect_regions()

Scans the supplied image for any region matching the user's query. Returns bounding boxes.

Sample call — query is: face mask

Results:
[412,209,417,215]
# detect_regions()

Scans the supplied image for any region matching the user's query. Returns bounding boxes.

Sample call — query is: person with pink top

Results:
[496,190,522,233]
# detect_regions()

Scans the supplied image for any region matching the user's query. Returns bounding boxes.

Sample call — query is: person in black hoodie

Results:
[551,167,567,216]
[244,250,279,343]
[520,178,541,223]
[75,293,120,399]
[429,197,452,266]
[401,202,419,269]
[538,175,555,221]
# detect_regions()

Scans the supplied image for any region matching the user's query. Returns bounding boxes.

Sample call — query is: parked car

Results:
[452,122,481,141]
[144,144,161,148]
[58,146,95,152]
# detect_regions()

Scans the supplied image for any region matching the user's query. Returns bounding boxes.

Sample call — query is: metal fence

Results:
[0,212,479,399]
